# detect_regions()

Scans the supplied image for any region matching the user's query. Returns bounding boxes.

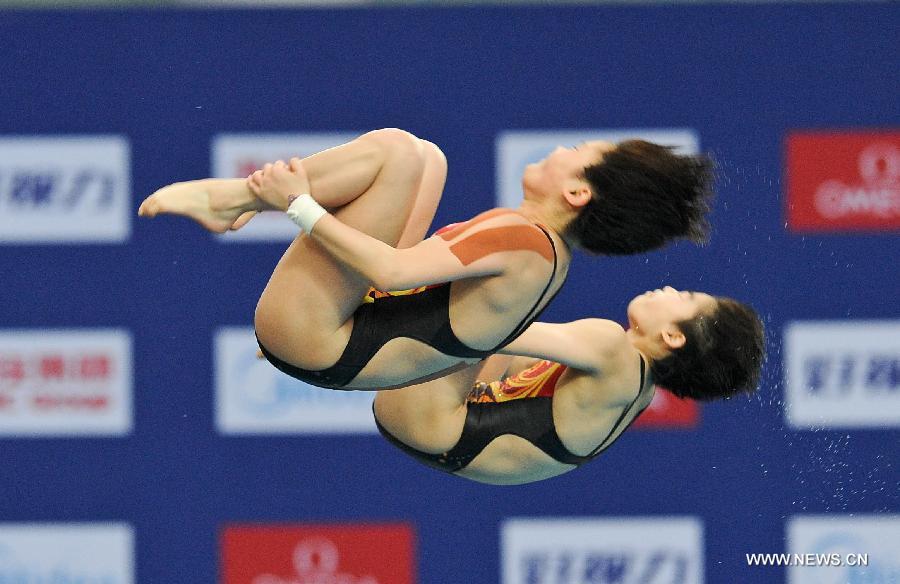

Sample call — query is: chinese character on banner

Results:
[221,523,416,584]
[785,320,900,429]
[502,517,704,584]
[786,131,900,232]
[79,355,110,380]
[39,356,65,380]
[0,330,132,437]
[0,136,130,244]
[0,357,25,384]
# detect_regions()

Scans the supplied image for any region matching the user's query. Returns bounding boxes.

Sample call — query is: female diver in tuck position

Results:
[373,286,764,485]
[139,128,713,390]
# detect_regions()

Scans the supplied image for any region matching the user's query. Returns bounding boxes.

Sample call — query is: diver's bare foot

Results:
[138,179,270,233]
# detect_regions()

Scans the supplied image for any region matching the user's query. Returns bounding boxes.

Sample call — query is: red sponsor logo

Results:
[221,524,416,584]
[632,388,699,429]
[786,131,900,232]
[0,354,111,387]
[0,352,114,412]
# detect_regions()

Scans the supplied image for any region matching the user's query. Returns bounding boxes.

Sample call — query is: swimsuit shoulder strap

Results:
[584,355,649,459]
[490,224,561,351]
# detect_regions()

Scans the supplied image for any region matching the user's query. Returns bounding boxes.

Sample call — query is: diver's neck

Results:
[515,199,576,253]
[625,328,662,366]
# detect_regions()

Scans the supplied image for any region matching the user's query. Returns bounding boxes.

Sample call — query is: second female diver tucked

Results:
[372,287,764,485]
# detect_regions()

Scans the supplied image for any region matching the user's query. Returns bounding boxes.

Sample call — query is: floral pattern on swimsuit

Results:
[467,360,568,404]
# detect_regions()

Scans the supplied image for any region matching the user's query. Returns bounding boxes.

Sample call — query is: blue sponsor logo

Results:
[520,550,690,584]
[803,354,900,395]
[1,168,117,212]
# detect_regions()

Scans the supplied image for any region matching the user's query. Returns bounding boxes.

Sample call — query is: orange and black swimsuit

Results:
[375,356,649,473]
[258,220,561,389]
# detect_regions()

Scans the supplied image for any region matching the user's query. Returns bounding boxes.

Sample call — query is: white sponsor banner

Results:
[784,320,900,429]
[215,327,377,434]
[788,515,900,584]
[0,329,133,436]
[502,517,704,584]
[0,136,130,243]
[0,523,134,583]
[211,132,360,241]
[495,129,699,208]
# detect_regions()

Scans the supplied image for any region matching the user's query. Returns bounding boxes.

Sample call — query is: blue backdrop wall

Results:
[1,5,898,583]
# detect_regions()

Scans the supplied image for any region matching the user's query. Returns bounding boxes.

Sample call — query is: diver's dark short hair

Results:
[566,140,714,255]
[650,297,765,401]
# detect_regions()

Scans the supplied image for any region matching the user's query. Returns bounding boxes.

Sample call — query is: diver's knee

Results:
[419,139,448,177]
[363,128,425,165]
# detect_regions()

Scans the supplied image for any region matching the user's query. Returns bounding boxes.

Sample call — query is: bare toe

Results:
[138,196,158,217]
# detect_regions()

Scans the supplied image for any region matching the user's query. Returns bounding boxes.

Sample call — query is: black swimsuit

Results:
[375,356,649,473]
[257,226,561,389]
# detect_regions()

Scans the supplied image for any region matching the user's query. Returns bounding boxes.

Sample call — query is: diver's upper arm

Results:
[499,320,627,373]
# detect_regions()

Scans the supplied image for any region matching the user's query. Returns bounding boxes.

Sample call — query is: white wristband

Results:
[286,194,327,233]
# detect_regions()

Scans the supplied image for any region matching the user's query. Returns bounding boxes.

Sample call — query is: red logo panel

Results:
[221,523,415,584]
[632,388,699,429]
[786,131,900,232]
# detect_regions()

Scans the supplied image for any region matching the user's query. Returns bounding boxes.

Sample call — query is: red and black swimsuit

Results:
[375,356,649,473]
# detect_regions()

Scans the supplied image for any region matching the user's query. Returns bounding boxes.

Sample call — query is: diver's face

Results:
[627,287,716,337]
[522,140,615,197]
